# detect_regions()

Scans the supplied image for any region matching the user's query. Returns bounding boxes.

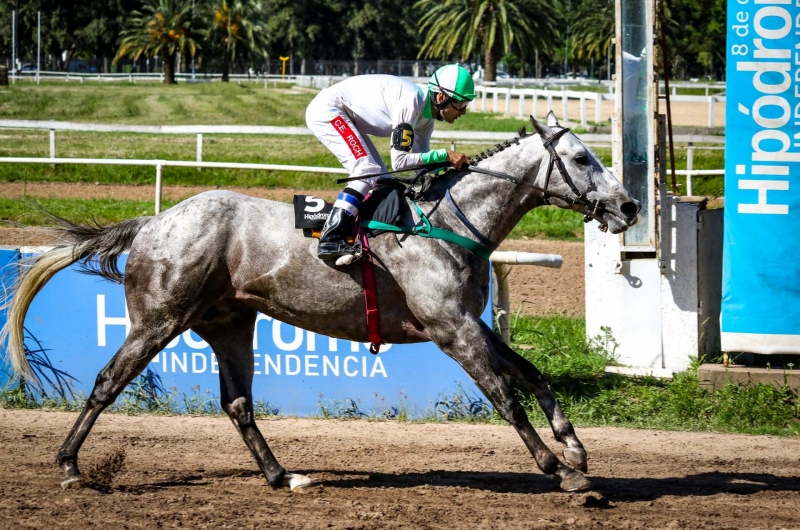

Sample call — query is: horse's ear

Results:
[546,111,560,128]
[530,115,549,137]
[517,126,527,138]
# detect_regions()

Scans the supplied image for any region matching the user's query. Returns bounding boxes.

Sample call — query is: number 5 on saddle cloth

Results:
[293,180,409,241]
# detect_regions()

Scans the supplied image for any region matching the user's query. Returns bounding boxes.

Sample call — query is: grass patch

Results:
[0,197,175,224]
[511,315,800,435]
[510,206,585,241]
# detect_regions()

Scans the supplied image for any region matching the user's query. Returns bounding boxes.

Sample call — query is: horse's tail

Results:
[1,214,152,382]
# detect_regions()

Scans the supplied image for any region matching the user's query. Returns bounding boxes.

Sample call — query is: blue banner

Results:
[722,0,800,353]
[1,251,486,416]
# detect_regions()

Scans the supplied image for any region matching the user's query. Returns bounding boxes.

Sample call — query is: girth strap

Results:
[362,200,494,261]
[358,227,382,354]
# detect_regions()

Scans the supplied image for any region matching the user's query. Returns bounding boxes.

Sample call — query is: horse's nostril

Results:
[620,201,639,218]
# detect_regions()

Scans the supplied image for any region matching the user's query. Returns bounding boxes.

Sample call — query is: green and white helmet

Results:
[428,64,476,102]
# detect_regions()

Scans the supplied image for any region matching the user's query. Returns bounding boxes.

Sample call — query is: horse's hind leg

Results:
[192,304,311,491]
[484,323,588,473]
[57,324,177,487]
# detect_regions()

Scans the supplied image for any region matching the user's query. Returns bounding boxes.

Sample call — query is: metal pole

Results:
[11,11,15,85]
[36,12,41,85]
[492,263,511,344]
[155,163,163,214]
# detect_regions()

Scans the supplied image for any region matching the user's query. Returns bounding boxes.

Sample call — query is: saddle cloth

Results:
[293,180,409,238]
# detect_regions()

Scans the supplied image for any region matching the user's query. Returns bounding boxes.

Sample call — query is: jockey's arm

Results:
[390,126,470,171]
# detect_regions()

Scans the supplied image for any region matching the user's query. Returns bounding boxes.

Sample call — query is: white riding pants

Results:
[305,93,388,216]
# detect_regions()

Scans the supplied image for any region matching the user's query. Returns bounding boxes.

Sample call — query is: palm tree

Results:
[113,0,199,84]
[416,0,560,82]
[570,0,614,61]
[204,0,269,82]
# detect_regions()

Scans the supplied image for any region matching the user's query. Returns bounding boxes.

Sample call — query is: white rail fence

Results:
[0,119,726,197]
[473,85,726,128]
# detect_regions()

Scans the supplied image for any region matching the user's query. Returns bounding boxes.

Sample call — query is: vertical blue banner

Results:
[722,0,800,353]
[0,253,486,416]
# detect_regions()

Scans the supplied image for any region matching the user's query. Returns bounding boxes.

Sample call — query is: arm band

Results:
[420,149,448,165]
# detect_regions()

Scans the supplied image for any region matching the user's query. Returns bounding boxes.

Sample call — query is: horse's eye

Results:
[575,153,589,165]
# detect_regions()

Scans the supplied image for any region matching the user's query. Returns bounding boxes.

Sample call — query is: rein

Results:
[352,127,609,260]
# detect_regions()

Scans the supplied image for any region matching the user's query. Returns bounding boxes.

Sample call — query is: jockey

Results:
[305,63,476,260]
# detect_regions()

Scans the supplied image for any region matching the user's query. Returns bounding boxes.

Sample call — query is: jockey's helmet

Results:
[428,64,476,104]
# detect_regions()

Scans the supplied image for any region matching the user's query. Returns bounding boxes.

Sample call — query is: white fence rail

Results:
[0,120,726,195]
[472,85,726,127]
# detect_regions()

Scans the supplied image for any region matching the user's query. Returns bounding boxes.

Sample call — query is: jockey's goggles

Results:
[449,99,469,110]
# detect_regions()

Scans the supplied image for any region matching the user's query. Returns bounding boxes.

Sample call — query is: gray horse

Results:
[2,113,639,493]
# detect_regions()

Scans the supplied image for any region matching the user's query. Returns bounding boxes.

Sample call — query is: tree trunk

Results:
[222,56,230,82]
[164,53,176,84]
[484,45,497,82]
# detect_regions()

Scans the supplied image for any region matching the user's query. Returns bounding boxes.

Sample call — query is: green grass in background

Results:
[511,316,800,435]
[0,196,177,224]
[0,82,313,125]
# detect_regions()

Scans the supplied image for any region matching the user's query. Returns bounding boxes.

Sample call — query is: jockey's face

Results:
[434,92,468,124]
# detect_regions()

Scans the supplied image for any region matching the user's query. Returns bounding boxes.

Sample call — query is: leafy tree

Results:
[113,0,200,84]
[416,0,560,82]
[570,0,614,61]
[202,0,268,81]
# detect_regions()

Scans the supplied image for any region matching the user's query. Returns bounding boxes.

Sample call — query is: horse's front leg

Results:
[431,314,591,492]
[481,321,588,473]
[193,311,312,493]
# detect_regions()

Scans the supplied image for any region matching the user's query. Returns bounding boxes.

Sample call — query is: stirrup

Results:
[317,240,362,261]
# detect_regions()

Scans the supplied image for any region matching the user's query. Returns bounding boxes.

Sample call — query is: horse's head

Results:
[530,112,640,234]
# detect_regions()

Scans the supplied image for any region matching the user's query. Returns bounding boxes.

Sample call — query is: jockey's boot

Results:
[317,206,360,260]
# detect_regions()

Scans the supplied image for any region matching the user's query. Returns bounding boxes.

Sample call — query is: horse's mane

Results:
[470,127,533,165]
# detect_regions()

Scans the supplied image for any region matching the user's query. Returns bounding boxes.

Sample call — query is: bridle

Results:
[465,127,607,225]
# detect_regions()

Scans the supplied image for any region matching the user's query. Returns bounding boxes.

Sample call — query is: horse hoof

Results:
[61,476,81,490]
[283,473,315,493]
[560,471,592,493]
[564,447,588,473]
[335,255,358,267]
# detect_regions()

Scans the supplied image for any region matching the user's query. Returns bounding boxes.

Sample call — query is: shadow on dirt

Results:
[114,467,800,501]
[298,469,800,501]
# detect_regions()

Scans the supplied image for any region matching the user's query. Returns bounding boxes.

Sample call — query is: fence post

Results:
[595,92,603,124]
[518,92,525,117]
[196,133,203,171]
[49,126,56,167]
[580,94,587,127]
[561,87,568,122]
[547,91,553,115]
[532,92,538,119]
[481,87,487,112]
[708,96,715,128]
[504,88,511,116]
[155,162,163,214]
[492,263,511,344]
[686,142,694,196]
[450,141,456,151]
[492,89,498,113]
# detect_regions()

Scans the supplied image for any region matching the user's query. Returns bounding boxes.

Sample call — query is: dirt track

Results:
[2,409,798,529]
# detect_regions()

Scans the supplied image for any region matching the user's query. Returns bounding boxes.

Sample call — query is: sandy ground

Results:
[0,183,586,318]
[1,409,798,529]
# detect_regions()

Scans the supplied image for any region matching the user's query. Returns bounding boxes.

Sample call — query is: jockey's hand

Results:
[447,150,471,169]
